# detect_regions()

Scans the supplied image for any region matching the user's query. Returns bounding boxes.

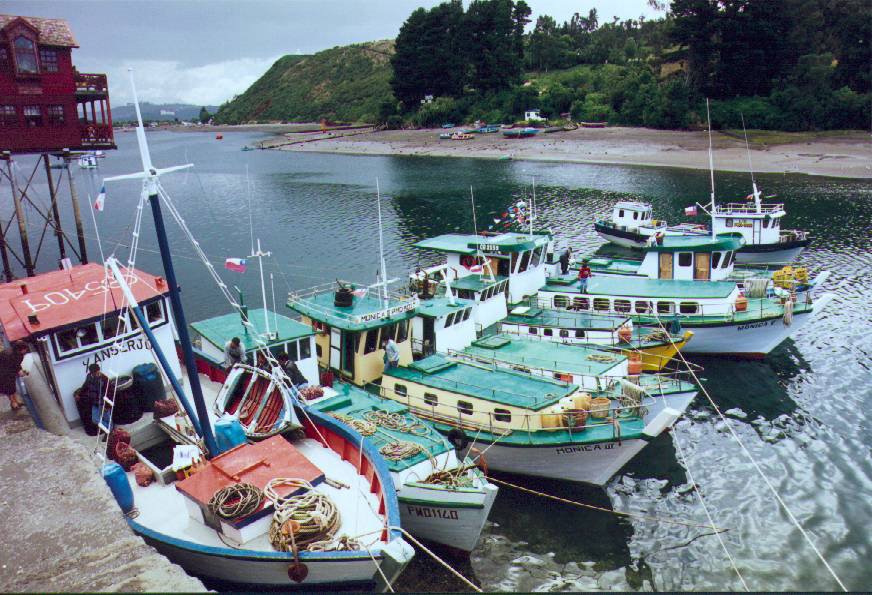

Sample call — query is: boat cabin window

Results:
[723,251,734,268]
[543,328,553,337]
[55,322,100,355]
[394,384,407,397]
[762,218,770,228]
[457,400,474,415]
[572,297,589,310]
[560,329,569,338]
[725,219,733,228]
[711,251,722,269]
[463,308,471,321]
[575,329,585,338]
[145,300,165,324]
[285,341,299,361]
[614,299,631,313]
[635,300,652,314]
[510,252,520,274]
[657,301,675,314]
[678,252,693,267]
[424,392,438,406]
[593,298,610,311]
[553,295,568,309]
[445,313,456,327]
[457,289,474,300]
[497,258,511,277]
[528,327,538,335]
[679,302,700,314]
[364,329,379,354]
[518,250,531,273]
[532,246,544,266]
[633,211,638,220]
[618,209,625,217]
[494,408,512,422]
[100,314,128,340]
[397,320,408,342]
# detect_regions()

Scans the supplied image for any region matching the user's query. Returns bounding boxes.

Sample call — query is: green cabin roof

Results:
[503,307,630,330]
[191,308,312,353]
[447,274,506,292]
[543,275,737,299]
[414,232,550,255]
[464,333,625,376]
[287,290,418,332]
[415,296,474,319]
[309,383,451,472]
[648,233,744,253]
[385,354,576,411]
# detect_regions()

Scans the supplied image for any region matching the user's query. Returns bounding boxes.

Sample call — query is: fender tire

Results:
[446,428,468,452]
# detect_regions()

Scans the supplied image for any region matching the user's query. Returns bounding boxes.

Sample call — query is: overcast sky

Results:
[6,1,663,106]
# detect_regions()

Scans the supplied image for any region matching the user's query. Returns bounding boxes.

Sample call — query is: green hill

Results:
[213,41,394,124]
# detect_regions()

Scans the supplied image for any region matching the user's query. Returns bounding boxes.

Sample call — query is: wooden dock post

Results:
[63,151,88,265]
[42,154,67,262]
[6,157,35,277]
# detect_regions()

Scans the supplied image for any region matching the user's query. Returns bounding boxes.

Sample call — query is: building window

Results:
[47,105,65,126]
[424,393,438,406]
[394,384,407,397]
[457,400,473,415]
[678,252,693,267]
[24,106,42,127]
[13,36,38,73]
[0,105,16,127]
[39,48,58,72]
[679,302,699,314]
[494,408,512,422]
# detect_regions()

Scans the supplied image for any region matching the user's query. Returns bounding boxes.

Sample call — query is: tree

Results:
[198,107,211,124]
[466,0,522,91]
[670,0,720,95]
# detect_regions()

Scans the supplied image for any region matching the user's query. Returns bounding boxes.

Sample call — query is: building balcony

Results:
[74,72,109,97]
[79,121,115,148]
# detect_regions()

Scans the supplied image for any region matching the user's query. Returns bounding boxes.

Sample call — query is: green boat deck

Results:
[310,383,452,472]
[190,308,312,352]
[543,274,737,299]
[448,274,506,291]
[287,289,418,332]
[462,334,625,377]
[414,232,550,255]
[415,296,474,318]
[385,354,576,411]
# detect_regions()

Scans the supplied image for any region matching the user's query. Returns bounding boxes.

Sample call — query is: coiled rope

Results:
[328,412,377,436]
[587,353,617,362]
[379,440,424,461]
[363,410,429,435]
[208,483,264,520]
[265,478,342,551]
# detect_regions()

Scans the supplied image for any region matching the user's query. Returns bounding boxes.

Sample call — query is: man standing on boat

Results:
[224,337,246,367]
[578,259,592,292]
[0,342,29,412]
[383,336,400,371]
[559,247,572,275]
[278,352,308,388]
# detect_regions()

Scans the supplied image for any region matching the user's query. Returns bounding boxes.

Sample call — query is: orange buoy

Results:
[627,352,643,375]
[735,295,748,312]
[617,325,633,343]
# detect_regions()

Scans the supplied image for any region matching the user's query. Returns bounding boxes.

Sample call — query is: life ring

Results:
[446,428,468,452]
[468,447,488,475]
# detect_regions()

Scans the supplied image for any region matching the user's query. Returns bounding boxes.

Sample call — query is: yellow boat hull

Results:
[619,330,694,371]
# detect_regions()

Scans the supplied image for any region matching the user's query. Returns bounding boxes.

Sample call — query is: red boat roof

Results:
[176,435,324,517]
[0,264,169,342]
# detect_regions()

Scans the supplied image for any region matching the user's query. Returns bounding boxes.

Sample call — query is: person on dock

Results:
[277,352,308,388]
[383,336,400,371]
[224,337,246,367]
[0,342,29,411]
[559,247,572,275]
[578,258,592,293]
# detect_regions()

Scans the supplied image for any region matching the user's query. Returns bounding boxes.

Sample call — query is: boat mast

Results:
[706,98,717,239]
[470,186,493,281]
[103,70,218,456]
[529,176,535,239]
[740,114,762,213]
[250,238,273,340]
[376,179,389,306]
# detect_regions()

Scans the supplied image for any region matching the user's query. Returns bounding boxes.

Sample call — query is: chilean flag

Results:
[684,205,698,216]
[224,258,247,273]
[469,264,484,274]
[93,185,106,211]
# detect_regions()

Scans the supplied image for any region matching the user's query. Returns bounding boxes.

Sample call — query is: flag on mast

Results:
[93,184,106,211]
[684,205,698,216]
[224,258,247,273]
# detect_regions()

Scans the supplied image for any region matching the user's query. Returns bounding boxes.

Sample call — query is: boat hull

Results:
[733,239,808,265]
[593,222,650,248]
[677,308,818,356]
[615,331,693,371]
[397,480,498,552]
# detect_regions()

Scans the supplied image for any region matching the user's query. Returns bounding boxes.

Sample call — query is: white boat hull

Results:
[594,228,649,248]
[679,307,822,356]
[397,481,498,552]
[734,246,805,265]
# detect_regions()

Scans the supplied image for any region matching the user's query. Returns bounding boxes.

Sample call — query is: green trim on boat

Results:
[287,290,417,332]
[428,416,645,446]
[415,297,475,318]
[414,232,550,255]
[397,496,484,509]
[191,308,312,353]
[648,233,744,253]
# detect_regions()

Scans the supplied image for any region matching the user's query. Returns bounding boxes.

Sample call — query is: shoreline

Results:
[219,125,871,179]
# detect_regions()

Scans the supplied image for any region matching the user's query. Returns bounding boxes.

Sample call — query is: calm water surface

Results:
[7,131,871,591]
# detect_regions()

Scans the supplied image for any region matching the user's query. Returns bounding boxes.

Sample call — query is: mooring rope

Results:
[389,525,482,592]
[651,311,848,591]
[208,483,263,520]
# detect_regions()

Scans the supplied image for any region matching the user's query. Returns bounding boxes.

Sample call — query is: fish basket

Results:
[589,397,611,419]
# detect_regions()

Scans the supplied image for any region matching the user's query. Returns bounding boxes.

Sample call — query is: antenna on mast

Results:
[706,98,717,239]
[529,176,536,238]
[740,113,762,213]
[376,178,389,306]
[249,238,273,340]
[470,186,493,281]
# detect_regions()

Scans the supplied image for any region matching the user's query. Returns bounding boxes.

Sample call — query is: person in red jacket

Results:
[577,259,592,293]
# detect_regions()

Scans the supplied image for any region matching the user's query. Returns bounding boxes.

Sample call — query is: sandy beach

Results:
[249,126,871,179]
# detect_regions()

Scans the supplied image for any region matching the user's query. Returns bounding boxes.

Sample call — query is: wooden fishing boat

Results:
[580,121,607,128]
[451,132,473,140]
[308,382,498,552]
[213,364,298,439]
[378,354,686,486]
[502,127,539,138]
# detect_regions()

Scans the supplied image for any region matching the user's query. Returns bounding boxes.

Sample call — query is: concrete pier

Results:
[0,407,206,592]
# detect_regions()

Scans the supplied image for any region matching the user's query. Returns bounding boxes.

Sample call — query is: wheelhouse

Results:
[411,296,476,357]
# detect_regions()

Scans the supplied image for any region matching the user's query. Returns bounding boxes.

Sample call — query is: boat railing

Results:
[373,382,646,438]
[287,280,419,322]
[445,348,623,379]
[714,202,784,215]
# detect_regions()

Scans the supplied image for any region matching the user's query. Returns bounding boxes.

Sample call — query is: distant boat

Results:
[502,127,539,138]
[241,145,255,151]
[441,122,455,128]
[480,125,501,133]
[439,132,452,140]
[215,134,223,140]
[451,132,474,140]
[580,122,607,128]
[78,154,98,169]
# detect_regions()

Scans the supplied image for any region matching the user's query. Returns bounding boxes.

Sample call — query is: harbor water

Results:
[6,131,870,591]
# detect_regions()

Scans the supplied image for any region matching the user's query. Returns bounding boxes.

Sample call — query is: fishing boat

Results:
[409,267,509,336]
[378,354,686,486]
[89,79,414,589]
[593,200,809,264]
[580,122,607,128]
[502,127,539,138]
[307,382,498,552]
[439,132,452,139]
[537,244,833,357]
[498,306,692,372]
[451,132,473,140]
[78,153,98,168]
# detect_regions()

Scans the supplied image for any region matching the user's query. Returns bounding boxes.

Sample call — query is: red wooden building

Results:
[0,14,114,154]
